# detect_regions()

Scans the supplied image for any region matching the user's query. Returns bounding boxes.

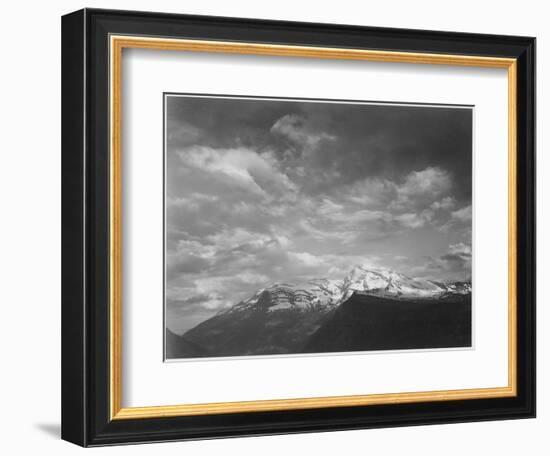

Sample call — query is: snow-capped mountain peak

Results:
[341,264,448,300]
[219,265,470,316]
[220,279,344,315]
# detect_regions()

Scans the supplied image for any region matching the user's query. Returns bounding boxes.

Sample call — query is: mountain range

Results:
[166,265,472,359]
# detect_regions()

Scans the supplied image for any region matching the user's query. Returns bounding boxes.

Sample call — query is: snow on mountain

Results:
[444,281,472,295]
[219,264,470,315]
[341,265,448,300]
[223,278,345,315]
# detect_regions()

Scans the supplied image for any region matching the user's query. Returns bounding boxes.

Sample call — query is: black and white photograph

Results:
[164,94,473,360]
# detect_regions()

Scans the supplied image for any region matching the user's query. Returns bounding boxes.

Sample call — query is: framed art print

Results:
[163,94,474,361]
[61,8,535,446]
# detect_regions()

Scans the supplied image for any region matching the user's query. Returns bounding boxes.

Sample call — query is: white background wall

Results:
[0,0,545,454]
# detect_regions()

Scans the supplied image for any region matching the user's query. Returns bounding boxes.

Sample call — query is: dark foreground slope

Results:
[165,328,211,359]
[179,306,333,358]
[302,293,471,353]
[166,293,472,359]
[165,288,336,359]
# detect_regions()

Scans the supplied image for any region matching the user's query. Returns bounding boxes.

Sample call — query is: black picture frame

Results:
[62,7,535,447]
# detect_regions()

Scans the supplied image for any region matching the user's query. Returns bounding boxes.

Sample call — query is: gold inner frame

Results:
[109,35,518,420]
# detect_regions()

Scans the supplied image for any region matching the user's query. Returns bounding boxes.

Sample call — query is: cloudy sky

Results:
[165,94,472,334]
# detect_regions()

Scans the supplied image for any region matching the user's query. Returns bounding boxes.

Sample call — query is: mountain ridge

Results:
[216,264,471,317]
[166,265,472,359]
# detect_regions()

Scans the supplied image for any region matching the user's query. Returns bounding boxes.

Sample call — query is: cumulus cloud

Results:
[342,177,397,207]
[412,242,472,280]
[177,145,297,199]
[391,167,452,210]
[431,196,456,211]
[438,204,472,234]
[448,242,472,256]
[401,167,452,196]
[394,212,428,229]
[451,205,472,222]
[270,114,336,152]
[167,121,203,147]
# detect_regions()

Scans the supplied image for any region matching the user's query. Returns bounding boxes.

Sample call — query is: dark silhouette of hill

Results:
[302,293,471,353]
[165,328,211,359]
[179,290,335,358]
